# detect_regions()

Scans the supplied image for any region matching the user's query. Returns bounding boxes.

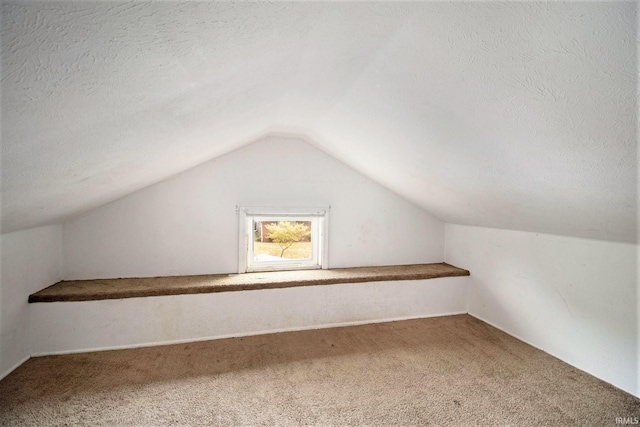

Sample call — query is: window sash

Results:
[238,206,329,273]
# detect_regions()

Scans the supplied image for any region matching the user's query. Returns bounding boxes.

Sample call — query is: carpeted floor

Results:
[1,315,638,426]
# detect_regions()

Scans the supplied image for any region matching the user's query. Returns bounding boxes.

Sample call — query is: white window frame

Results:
[238,206,329,273]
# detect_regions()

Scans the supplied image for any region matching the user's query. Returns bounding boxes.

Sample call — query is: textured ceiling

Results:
[1,2,637,242]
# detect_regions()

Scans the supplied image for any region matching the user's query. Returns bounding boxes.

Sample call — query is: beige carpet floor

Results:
[1,315,638,426]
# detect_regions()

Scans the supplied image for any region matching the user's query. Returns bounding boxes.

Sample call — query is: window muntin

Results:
[238,207,329,273]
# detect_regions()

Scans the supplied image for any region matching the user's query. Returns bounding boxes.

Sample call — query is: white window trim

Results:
[237,206,330,273]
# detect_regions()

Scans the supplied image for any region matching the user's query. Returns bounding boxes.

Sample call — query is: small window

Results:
[238,207,329,273]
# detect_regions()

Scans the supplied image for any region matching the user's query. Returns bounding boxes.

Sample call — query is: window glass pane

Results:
[253,220,312,262]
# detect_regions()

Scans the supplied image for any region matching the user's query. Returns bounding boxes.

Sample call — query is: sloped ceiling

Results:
[1,1,637,242]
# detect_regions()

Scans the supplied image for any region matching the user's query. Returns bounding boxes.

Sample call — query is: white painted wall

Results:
[0,225,62,379]
[30,276,468,355]
[445,224,638,397]
[63,135,444,279]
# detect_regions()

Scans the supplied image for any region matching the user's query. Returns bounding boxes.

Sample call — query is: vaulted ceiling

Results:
[1,1,637,242]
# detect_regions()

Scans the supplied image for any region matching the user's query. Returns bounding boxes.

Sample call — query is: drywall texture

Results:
[445,224,639,397]
[30,277,469,356]
[2,2,636,242]
[63,135,444,279]
[0,225,61,379]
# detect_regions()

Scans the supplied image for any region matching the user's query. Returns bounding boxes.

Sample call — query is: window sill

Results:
[29,263,470,303]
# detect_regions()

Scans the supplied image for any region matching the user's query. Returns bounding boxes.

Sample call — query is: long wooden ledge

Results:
[29,263,469,303]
